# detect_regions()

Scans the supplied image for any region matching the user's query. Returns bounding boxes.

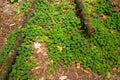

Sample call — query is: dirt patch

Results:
[46,62,109,80]
[31,61,120,80]
[31,41,50,80]
[0,0,25,49]
[109,0,120,12]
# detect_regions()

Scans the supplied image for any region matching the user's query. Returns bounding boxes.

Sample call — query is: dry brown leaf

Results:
[36,49,41,54]
[107,72,111,78]
[83,69,90,74]
[59,76,67,80]
[118,67,120,72]
[102,15,107,20]
[76,63,80,69]
[113,68,117,71]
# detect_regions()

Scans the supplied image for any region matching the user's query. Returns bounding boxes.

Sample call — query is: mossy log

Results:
[75,0,96,35]
[0,1,35,80]
[0,35,24,80]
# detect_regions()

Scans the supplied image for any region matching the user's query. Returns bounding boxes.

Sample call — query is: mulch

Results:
[0,0,24,49]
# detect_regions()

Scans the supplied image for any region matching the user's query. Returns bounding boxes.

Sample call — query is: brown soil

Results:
[31,42,50,79]
[109,0,120,12]
[0,0,25,49]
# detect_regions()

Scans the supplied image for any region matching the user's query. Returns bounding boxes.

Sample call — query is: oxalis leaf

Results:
[10,0,15,3]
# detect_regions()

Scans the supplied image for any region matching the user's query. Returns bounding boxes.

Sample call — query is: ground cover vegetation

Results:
[93,0,120,31]
[0,0,120,79]
[83,0,120,74]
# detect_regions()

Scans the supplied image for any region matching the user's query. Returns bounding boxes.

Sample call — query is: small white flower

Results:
[34,42,41,49]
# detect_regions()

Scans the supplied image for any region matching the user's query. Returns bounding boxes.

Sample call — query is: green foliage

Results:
[9,0,21,3]
[104,13,120,30]
[9,25,39,80]
[12,0,30,14]
[30,0,82,67]
[6,0,120,79]
[10,0,15,3]
[21,0,30,13]
[93,0,114,15]
[91,18,120,74]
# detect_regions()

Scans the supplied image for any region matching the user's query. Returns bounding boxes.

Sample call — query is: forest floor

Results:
[0,0,120,80]
[0,0,25,49]
[31,38,111,80]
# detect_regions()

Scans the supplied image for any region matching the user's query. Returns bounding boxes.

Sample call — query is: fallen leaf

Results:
[59,76,67,80]
[102,15,107,20]
[50,60,54,64]
[83,69,90,74]
[76,63,80,69]
[35,66,41,69]
[118,67,120,72]
[113,68,116,71]
[36,49,41,54]
[10,23,15,26]
[57,46,63,52]
[107,72,111,78]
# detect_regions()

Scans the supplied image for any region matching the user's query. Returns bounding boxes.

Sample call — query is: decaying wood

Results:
[75,0,96,35]
[0,35,24,80]
[0,0,35,79]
